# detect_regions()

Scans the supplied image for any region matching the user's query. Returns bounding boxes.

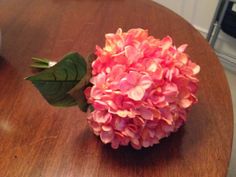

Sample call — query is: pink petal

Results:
[93,111,111,123]
[113,51,128,64]
[160,36,172,51]
[116,110,130,118]
[102,125,112,131]
[95,45,104,56]
[173,75,189,87]
[139,108,153,120]
[89,121,101,132]
[128,86,145,101]
[123,129,134,138]
[111,138,120,149]
[174,119,184,130]
[100,130,114,144]
[123,127,136,138]
[131,138,140,146]
[139,75,152,89]
[179,88,191,99]
[116,109,136,118]
[127,71,139,85]
[127,28,148,41]
[122,101,135,109]
[119,78,133,92]
[113,95,124,109]
[93,100,107,110]
[177,53,188,64]
[177,44,188,53]
[153,109,161,119]
[155,129,166,139]
[84,87,91,100]
[125,46,143,64]
[133,116,146,126]
[147,60,158,72]
[192,65,200,75]
[161,109,174,125]
[109,64,126,81]
[156,101,169,108]
[131,142,142,150]
[142,140,151,148]
[113,117,126,131]
[162,124,174,132]
[106,100,118,110]
[165,68,175,81]
[188,82,198,93]
[163,83,178,97]
[179,98,193,108]
[91,72,106,87]
[90,87,103,99]
[116,28,123,35]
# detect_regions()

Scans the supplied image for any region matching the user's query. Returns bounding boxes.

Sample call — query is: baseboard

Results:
[193,25,236,73]
[193,25,208,38]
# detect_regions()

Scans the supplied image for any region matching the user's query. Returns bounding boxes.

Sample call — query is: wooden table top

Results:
[0,0,233,177]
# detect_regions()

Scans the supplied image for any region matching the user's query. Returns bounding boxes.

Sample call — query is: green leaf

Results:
[25,52,87,107]
[68,53,97,112]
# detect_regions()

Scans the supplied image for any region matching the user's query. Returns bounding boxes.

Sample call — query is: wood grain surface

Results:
[0,0,233,177]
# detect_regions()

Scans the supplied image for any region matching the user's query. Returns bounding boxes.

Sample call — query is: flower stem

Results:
[31,57,57,69]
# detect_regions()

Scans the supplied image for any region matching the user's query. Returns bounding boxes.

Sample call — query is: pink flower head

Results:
[86,28,200,149]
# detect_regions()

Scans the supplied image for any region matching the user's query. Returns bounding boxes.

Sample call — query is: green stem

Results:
[31,57,57,69]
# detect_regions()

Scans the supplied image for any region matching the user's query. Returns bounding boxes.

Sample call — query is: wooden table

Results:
[0,0,233,177]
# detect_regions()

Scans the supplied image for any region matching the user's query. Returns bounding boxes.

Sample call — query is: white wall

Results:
[154,0,236,72]
[155,0,217,30]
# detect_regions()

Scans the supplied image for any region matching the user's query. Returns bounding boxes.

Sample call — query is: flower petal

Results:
[177,44,188,53]
[125,46,143,64]
[100,130,114,144]
[139,75,152,89]
[139,108,153,120]
[128,86,145,101]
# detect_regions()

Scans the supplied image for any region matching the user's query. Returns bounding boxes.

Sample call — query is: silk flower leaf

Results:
[25,52,87,108]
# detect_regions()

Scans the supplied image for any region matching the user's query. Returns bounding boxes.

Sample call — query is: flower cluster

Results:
[85,28,200,149]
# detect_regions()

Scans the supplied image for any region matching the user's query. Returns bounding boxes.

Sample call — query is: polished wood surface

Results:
[0,0,233,177]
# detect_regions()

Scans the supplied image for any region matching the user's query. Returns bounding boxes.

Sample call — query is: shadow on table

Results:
[0,55,7,70]
[73,103,209,177]
[100,127,185,169]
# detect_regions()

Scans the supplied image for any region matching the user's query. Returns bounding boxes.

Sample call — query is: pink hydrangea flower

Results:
[85,28,200,149]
